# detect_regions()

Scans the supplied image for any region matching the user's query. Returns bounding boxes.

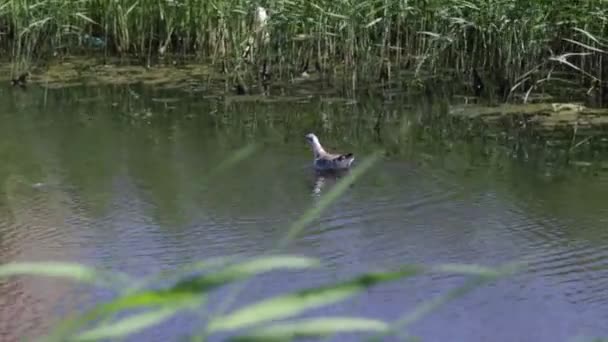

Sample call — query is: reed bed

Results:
[0,0,607,90]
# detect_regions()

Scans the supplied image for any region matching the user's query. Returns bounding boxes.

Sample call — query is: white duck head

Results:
[305,133,326,156]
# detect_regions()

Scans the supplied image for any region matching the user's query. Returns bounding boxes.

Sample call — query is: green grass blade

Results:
[73,12,98,25]
[562,38,607,54]
[325,12,349,20]
[47,256,315,341]
[57,256,317,333]
[133,256,239,290]
[231,317,389,342]
[573,27,608,47]
[367,262,522,341]
[430,263,513,276]
[0,262,129,287]
[75,305,187,341]
[96,290,200,312]
[0,262,96,282]
[43,288,202,342]
[206,144,257,179]
[208,265,420,333]
[217,256,320,277]
[172,255,319,293]
[365,18,383,28]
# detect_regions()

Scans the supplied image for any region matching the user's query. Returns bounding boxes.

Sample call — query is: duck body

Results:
[305,133,355,172]
[313,152,355,171]
[11,72,29,88]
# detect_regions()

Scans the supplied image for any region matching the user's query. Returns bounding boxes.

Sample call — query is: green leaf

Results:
[368,263,521,341]
[96,290,198,313]
[133,256,238,291]
[43,290,203,342]
[125,0,139,16]
[231,317,389,342]
[172,255,319,293]
[205,145,257,179]
[417,31,442,39]
[75,306,186,341]
[431,263,507,276]
[365,17,383,28]
[573,27,608,47]
[325,12,349,20]
[0,262,125,286]
[208,265,420,332]
[47,256,317,341]
[73,12,97,24]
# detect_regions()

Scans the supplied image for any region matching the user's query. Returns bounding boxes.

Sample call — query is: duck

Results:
[305,133,355,171]
[11,72,29,88]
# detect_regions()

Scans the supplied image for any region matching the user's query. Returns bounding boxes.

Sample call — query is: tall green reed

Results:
[1,0,606,90]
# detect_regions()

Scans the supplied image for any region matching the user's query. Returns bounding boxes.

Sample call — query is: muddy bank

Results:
[450,102,608,141]
[3,57,608,149]
[1,56,354,95]
[1,57,602,104]
[1,57,219,90]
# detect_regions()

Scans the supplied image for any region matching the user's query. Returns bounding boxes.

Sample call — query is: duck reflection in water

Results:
[311,168,352,196]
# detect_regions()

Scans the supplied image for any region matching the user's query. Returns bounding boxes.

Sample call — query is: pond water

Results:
[1,83,608,342]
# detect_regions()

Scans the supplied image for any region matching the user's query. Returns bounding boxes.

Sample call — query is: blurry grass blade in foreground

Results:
[171,255,320,293]
[0,262,130,288]
[206,144,257,179]
[134,255,314,297]
[368,262,524,341]
[44,256,319,341]
[33,257,525,341]
[429,263,521,277]
[43,287,205,342]
[208,264,516,333]
[207,265,420,333]
[131,256,240,291]
[75,305,190,341]
[193,144,257,194]
[205,151,382,330]
[231,317,389,342]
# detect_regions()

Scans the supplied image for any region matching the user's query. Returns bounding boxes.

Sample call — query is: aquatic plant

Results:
[0,258,518,341]
[0,0,606,94]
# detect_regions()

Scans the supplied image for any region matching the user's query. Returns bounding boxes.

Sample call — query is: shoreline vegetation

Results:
[1,0,608,147]
[0,0,606,101]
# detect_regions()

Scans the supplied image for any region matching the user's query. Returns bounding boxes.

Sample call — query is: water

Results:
[1,83,608,342]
